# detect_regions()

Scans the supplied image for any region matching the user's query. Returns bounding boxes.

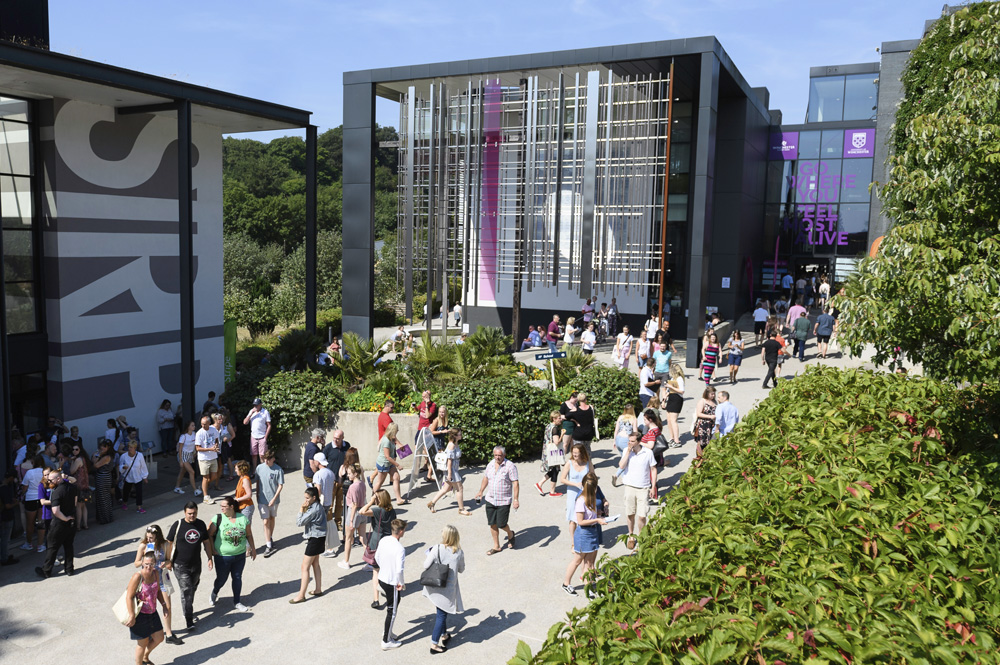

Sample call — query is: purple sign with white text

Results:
[843,129,875,158]
[769,131,799,160]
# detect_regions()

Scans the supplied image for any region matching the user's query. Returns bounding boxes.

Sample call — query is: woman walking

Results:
[422,525,465,654]
[640,409,663,499]
[634,329,650,368]
[614,326,634,370]
[373,422,407,505]
[613,404,639,454]
[693,387,718,460]
[701,332,720,385]
[536,412,564,497]
[119,440,149,514]
[69,442,91,530]
[92,440,115,525]
[361,489,396,609]
[208,495,256,612]
[427,430,471,516]
[133,525,182,644]
[339,463,367,570]
[562,317,578,349]
[173,421,199,496]
[19,455,44,551]
[562,473,606,596]
[125,551,168,665]
[662,365,686,446]
[726,330,744,384]
[559,444,592,540]
[289,486,325,603]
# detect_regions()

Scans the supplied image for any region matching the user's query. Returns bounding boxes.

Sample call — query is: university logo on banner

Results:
[852,132,867,149]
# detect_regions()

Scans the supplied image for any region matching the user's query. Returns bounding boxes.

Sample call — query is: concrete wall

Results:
[281,412,421,474]
[40,98,224,450]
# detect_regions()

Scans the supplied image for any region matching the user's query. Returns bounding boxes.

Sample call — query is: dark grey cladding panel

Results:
[45,256,141,298]
[149,256,200,294]
[54,372,135,421]
[881,39,921,54]
[158,359,202,395]
[809,62,880,77]
[46,218,199,234]
[81,289,142,316]
[48,325,224,357]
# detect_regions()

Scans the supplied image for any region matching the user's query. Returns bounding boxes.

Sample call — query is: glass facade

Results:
[808,74,878,123]
[0,95,38,334]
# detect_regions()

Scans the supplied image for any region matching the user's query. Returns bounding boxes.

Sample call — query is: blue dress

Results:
[565,462,592,523]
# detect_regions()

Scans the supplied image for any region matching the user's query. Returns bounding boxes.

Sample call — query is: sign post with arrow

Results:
[535,351,566,390]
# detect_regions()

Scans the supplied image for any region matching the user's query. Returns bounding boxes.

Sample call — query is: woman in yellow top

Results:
[234,460,255,542]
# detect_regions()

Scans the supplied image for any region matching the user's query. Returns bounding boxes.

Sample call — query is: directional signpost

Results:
[535,351,566,389]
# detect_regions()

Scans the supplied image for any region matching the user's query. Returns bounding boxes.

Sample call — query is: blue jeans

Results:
[432,607,449,644]
[159,428,175,455]
[547,340,557,353]
[794,338,805,361]
[212,553,246,605]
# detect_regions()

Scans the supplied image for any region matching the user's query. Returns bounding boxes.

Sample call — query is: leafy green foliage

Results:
[269,329,325,371]
[280,230,343,310]
[332,332,390,387]
[520,367,1000,664]
[219,364,279,453]
[552,345,596,385]
[556,365,640,437]
[438,377,559,463]
[345,386,395,413]
[837,2,1000,383]
[256,370,347,443]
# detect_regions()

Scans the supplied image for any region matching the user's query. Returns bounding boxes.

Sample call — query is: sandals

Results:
[507,534,516,549]
[288,598,306,604]
[309,590,324,596]
[486,548,502,556]
[458,510,472,516]
[397,499,410,506]
[427,501,436,513]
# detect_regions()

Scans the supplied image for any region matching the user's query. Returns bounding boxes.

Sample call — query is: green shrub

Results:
[345,386,394,413]
[257,370,347,444]
[555,365,640,438]
[373,308,404,327]
[317,308,342,337]
[270,328,324,371]
[516,367,1000,664]
[438,376,559,463]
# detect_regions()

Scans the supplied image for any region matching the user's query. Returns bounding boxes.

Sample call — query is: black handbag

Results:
[652,433,670,458]
[419,545,450,588]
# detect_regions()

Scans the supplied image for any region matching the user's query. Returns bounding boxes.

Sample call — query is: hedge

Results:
[256,370,347,443]
[556,365,640,438]
[438,376,559,464]
[514,367,1000,664]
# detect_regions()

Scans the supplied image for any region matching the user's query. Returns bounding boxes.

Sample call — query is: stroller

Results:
[595,314,609,344]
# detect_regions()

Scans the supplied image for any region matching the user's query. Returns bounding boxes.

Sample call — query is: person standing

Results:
[156,400,176,458]
[537,412,565,497]
[339,463,367,570]
[613,404,639,454]
[580,322,597,355]
[715,391,740,436]
[373,423,407,505]
[322,429,350,529]
[639,357,659,410]
[361,490,397,609]
[422,525,465,654]
[607,298,619,336]
[208,495,257,612]
[68,441,90,529]
[35,471,77,578]
[133,525,182,645]
[652,341,672,386]
[546,315,562,354]
[475,446,520,556]
[254,449,284,557]
[614,326,634,370]
[701,333,720,386]
[693,387,718,460]
[164,502,215,631]
[562,317,578,349]
[781,272,794,301]
[288,487,325,604]
[375,519,408,651]
[303,428,325,487]
[813,307,837,359]
[581,298,594,326]
[119,441,149,514]
[194,416,220,505]
[243,398,272,468]
[414,391,438,483]
[617,432,656,551]
[453,303,462,327]
[558,444,592,540]
[662,364,686,447]
[726,330,744,384]
[0,470,18,566]
[634,329,651,368]
[312,453,340,558]
[92,439,116,525]
[567,393,596,455]
[234,460,255,541]
[377,399,395,439]
[793,310,810,361]
[173,421,199,496]
[125,551,168,665]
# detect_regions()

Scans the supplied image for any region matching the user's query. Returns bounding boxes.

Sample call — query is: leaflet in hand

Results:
[604,514,621,523]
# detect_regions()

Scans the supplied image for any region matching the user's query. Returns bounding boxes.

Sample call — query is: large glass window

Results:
[841,158,873,202]
[817,161,841,204]
[0,95,37,334]
[797,131,821,159]
[820,130,844,158]
[844,73,878,121]
[808,76,845,122]
[838,203,870,255]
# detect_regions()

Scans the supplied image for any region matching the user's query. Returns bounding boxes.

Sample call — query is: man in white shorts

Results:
[244,398,272,468]
[254,450,284,557]
[194,416,220,504]
[617,432,656,550]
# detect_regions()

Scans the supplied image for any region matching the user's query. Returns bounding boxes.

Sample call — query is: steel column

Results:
[177,99,195,426]
[305,124,317,334]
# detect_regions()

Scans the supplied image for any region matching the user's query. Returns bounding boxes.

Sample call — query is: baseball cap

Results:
[313,452,329,467]
[253,398,263,406]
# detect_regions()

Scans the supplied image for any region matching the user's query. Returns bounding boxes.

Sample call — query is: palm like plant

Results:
[553,346,596,385]
[406,332,455,383]
[270,329,324,371]
[332,332,390,387]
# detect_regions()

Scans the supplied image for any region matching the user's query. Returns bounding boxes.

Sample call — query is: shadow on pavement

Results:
[510,524,560,549]
[173,637,251,664]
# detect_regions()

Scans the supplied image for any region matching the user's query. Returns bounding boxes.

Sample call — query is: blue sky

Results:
[50,0,945,141]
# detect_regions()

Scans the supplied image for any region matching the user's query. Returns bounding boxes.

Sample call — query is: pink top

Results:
[346,479,366,507]
[137,578,159,614]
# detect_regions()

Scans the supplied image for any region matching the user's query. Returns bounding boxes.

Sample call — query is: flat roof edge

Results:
[881,39,922,54]
[809,62,880,77]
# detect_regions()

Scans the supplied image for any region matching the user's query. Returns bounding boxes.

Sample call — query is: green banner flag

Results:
[224,319,238,386]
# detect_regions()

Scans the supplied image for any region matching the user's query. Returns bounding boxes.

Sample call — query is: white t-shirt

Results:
[21,467,43,501]
[563,324,577,345]
[248,408,271,439]
[819,282,830,296]
[753,307,769,322]
[581,330,596,350]
[179,433,197,455]
[195,427,220,461]
[620,447,656,488]
[13,445,27,467]
[639,367,657,398]
[636,338,650,359]
[645,318,659,335]
[582,303,594,322]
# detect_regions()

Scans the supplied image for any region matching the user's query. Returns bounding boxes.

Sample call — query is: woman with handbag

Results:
[535,412,565,497]
[124,551,168,665]
[422,525,465,654]
[133,524,182,644]
[613,404,638,454]
[640,409,663,500]
[693,387,718,460]
[562,473,606,596]
[207,495,256,612]
[360,489,396,609]
[118,440,149,514]
[289,486,326,604]
[426,430,471,516]
[372,422,407,505]
[662,364,686,447]
[613,326,634,370]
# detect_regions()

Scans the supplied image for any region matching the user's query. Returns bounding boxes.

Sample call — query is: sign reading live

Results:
[768,131,798,160]
[843,128,875,158]
[782,205,849,246]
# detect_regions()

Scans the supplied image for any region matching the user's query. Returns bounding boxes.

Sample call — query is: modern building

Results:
[0,3,316,473]
[342,28,926,363]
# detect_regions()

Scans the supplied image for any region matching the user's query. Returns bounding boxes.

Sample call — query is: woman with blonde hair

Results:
[613,404,638,454]
[133,524,181,644]
[373,422,407,505]
[536,412,564,496]
[339,463,367,570]
[422,525,466,653]
[173,421,199,496]
[662,364,686,446]
[234,461,255,545]
[360,489,396,609]
[427,430,471,516]
[562,316,578,348]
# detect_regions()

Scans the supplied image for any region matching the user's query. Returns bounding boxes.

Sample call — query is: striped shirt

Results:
[484,459,519,506]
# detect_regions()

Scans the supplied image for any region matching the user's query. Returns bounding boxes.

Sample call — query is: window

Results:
[0,95,37,334]
[817,161,841,204]
[843,74,878,121]
[808,76,845,123]
[837,203,870,255]
[820,130,844,158]
[841,158,873,202]
[797,131,821,159]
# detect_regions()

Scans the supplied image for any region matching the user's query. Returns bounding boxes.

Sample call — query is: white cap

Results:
[313,452,329,467]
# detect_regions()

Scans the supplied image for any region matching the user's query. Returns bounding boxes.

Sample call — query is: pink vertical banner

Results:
[478,79,502,300]
[773,236,780,292]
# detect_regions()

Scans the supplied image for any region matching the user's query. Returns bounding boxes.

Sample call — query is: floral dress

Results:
[694,401,716,448]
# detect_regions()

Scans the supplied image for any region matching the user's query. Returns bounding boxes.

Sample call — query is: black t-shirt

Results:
[762,339,782,363]
[49,482,78,518]
[0,482,17,521]
[303,442,321,479]
[559,402,575,417]
[568,407,596,441]
[167,518,209,567]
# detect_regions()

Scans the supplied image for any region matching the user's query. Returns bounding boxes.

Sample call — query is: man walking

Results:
[761,331,783,389]
[639,358,659,409]
[375,519,407,650]
[254,450,284,557]
[36,471,77,578]
[715,392,740,436]
[617,432,656,551]
[476,446,520,555]
[784,297,807,332]
[546,315,562,354]
[781,272,794,301]
[608,298,619,336]
[378,400,394,439]
[165,502,215,631]
[195,416,220,504]
[813,306,837,359]
[792,310,810,361]
[243,398,272,468]
[752,300,769,345]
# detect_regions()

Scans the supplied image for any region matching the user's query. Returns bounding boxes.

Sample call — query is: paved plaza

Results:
[0,318,885,664]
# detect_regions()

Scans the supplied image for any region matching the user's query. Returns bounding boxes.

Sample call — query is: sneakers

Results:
[37,545,46,553]
[173,487,185,494]
[669,440,683,449]
[534,482,546,496]
[234,603,250,612]
[381,640,402,650]
[263,546,277,558]
[210,591,218,606]
[562,584,577,596]
[321,550,337,558]
[337,561,351,570]
[587,589,598,600]
[165,635,184,645]
[194,489,203,497]
[549,491,564,497]
[203,496,215,505]
[137,508,146,514]
[19,542,33,551]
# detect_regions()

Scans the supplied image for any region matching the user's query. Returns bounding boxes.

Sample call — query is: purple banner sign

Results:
[769,131,799,160]
[843,129,875,158]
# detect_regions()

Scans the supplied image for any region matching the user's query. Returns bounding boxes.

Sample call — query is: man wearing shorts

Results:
[475,446,520,556]
[194,416,220,504]
[752,301,769,345]
[618,432,656,550]
[254,450,284,557]
[813,307,837,359]
[244,398,271,468]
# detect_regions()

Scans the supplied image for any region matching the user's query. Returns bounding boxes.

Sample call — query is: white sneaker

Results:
[234,603,250,612]
[194,489,203,497]
[337,561,351,570]
[173,487,185,494]
[37,545,46,553]
[381,640,402,650]
[210,591,218,606]
[19,542,33,551]
[203,496,215,505]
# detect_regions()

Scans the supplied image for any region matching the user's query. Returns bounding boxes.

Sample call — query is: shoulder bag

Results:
[434,450,450,472]
[118,453,138,491]
[112,574,143,626]
[362,509,382,566]
[419,544,450,588]
[545,442,566,468]
[652,433,670,459]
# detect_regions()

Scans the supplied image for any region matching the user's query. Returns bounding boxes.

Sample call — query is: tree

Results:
[835,3,1000,383]
[281,230,344,310]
